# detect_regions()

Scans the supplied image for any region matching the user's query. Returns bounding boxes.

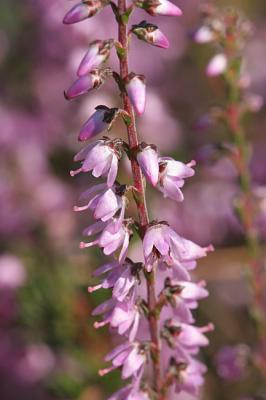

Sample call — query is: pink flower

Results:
[158,158,195,202]
[74,183,126,222]
[64,70,105,100]
[142,223,213,270]
[63,0,106,24]
[206,53,228,77]
[71,138,121,186]
[174,359,207,396]
[137,144,159,186]
[131,21,169,49]
[135,0,182,17]
[80,218,131,262]
[79,105,118,141]
[100,342,146,379]
[192,26,214,44]
[168,320,213,354]
[126,73,146,115]
[77,39,114,76]
[93,296,140,341]
[91,258,139,301]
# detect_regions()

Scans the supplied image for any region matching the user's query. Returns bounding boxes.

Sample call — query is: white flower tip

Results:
[206,54,227,77]
[79,241,86,249]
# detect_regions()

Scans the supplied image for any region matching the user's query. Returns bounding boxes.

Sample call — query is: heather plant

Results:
[63,1,213,399]
[194,3,266,381]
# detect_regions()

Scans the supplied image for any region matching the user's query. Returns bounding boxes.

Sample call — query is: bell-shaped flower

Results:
[174,359,207,396]
[64,69,110,100]
[93,295,140,341]
[79,105,118,141]
[206,53,228,77]
[71,138,121,186]
[125,73,146,115]
[89,258,139,302]
[80,218,132,262]
[100,342,146,379]
[78,39,114,76]
[135,0,182,17]
[158,158,195,202]
[131,20,169,49]
[74,183,126,222]
[143,223,213,270]
[167,319,213,354]
[137,144,159,186]
[63,0,106,24]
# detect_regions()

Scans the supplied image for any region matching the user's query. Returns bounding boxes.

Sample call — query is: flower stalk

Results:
[195,5,266,372]
[63,0,213,398]
[117,0,161,390]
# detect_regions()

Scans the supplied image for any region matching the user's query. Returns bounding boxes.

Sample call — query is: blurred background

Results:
[0,0,266,399]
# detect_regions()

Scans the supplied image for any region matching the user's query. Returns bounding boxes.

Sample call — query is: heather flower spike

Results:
[131,21,169,48]
[63,0,213,397]
[63,0,108,24]
[134,0,182,17]
[125,73,146,115]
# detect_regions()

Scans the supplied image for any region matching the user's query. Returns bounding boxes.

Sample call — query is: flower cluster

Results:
[63,0,213,398]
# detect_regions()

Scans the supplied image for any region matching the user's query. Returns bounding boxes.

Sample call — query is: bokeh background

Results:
[1,0,266,399]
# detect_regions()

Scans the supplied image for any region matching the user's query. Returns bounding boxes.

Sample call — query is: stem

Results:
[117,0,162,392]
[227,88,266,370]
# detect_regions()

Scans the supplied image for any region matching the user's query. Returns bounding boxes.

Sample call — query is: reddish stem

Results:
[117,0,162,392]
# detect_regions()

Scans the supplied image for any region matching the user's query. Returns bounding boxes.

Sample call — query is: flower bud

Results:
[131,20,169,49]
[135,0,182,17]
[206,53,227,77]
[136,143,159,186]
[79,105,118,141]
[65,70,107,100]
[192,26,214,43]
[77,39,114,76]
[125,73,146,115]
[63,0,106,25]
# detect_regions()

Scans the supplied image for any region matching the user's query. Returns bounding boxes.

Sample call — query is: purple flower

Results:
[77,39,114,76]
[63,0,106,24]
[167,319,213,354]
[93,296,140,341]
[135,0,182,17]
[74,183,126,222]
[174,359,207,396]
[125,73,146,116]
[100,342,146,379]
[215,344,250,381]
[90,258,139,302]
[143,222,213,270]
[80,218,131,262]
[131,21,169,49]
[71,138,121,186]
[206,53,228,77]
[79,105,118,141]
[64,70,106,100]
[137,144,159,187]
[158,158,195,202]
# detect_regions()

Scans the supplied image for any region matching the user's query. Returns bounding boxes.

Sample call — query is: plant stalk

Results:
[117,0,162,392]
